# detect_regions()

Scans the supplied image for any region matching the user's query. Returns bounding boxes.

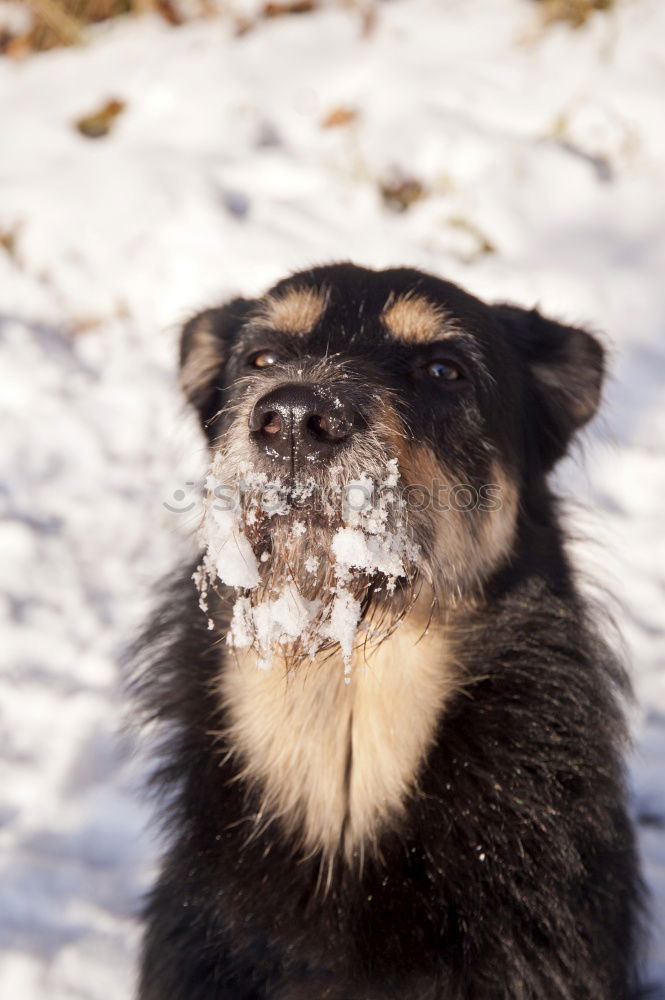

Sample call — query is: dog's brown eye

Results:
[250,350,279,369]
[426,360,460,380]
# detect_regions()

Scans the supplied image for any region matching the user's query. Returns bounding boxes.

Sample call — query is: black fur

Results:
[133,264,647,999]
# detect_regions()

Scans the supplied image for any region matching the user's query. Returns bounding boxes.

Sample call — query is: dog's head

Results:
[182,264,604,653]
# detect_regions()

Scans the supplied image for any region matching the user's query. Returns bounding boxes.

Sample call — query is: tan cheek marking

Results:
[259,286,329,336]
[397,443,519,595]
[476,462,519,574]
[220,595,457,863]
[180,317,224,404]
[382,292,451,343]
[398,441,475,591]
[398,439,444,491]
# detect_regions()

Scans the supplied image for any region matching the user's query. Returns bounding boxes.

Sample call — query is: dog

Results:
[134,263,646,999]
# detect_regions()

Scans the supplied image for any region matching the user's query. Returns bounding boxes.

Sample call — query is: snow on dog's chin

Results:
[194,457,420,681]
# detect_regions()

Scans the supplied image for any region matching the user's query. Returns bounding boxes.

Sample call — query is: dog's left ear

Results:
[494,304,605,470]
[180,297,256,435]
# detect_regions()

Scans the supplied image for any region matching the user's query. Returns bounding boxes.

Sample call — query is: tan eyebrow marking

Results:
[381,291,452,343]
[258,285,329,336]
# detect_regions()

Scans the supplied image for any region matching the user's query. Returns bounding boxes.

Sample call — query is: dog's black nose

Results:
[249,383,355,462]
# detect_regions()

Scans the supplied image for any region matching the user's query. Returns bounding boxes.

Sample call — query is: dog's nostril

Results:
[248,405,283,436]
[307,412,350,443]
[262,412,282,436]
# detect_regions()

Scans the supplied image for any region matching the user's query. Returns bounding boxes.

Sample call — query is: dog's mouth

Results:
[194,451,422,676]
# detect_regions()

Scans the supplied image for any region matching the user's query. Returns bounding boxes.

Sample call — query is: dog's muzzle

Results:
[248,382,359,465]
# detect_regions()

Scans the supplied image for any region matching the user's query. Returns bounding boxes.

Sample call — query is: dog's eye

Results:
[425,360,461,381]
[249,350,279,369]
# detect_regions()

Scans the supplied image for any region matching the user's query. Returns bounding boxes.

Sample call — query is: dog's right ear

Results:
[180,297,256,434]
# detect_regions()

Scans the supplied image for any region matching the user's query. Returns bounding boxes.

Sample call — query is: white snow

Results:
[332,525,407,581]
[324,587,362,682]
[1,0,665,993]
[228,585,323,671]
[250,584,321,650]
[208,505,260,589]
[199,456,414,670]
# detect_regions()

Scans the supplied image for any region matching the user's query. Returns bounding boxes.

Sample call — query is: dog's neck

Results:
[220,591,460,867]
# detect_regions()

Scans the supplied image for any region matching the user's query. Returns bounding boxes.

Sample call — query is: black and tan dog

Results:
[135,264,646,999]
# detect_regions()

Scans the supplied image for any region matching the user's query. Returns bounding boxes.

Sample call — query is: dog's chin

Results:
[245,511,354,603]
[243,510,422,647]
[202,447,427,661]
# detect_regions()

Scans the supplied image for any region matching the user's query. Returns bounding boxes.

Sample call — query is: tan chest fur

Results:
[220,613,457,862]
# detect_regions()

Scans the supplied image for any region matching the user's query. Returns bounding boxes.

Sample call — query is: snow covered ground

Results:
[1,0,664,994]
